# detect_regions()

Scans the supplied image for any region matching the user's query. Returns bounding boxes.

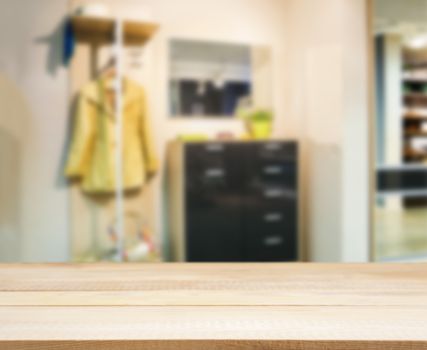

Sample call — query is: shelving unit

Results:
[71,16,158,45]
[402,62,427,163]
[404,147,427,160]
[401,51,427,207]
[404,113,427,120]
[71,15,158,261]
[404,130,427,137]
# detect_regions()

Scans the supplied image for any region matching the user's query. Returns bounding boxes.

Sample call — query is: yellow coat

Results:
[65,77,158,193]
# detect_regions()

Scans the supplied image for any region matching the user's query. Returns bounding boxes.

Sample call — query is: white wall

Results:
[341,0,370,262]
[377,34,403,229]
[383,35,403,166]
[284,0,370,262]
[0,0,70,261]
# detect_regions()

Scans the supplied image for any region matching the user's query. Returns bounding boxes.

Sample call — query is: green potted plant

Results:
[238,108,273,140]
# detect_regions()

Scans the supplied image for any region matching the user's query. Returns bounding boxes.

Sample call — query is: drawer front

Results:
[249,142,298,187]
[186,206,244,262]
[185,142,245,262]
[244,136,298,260]
[253,142,297,162]
[185,142,243,192]
[246,206,296,232]
[186,142,227,165]
[256,162,297,186]
[244,185,298,213]
[185,142,227,183]
[244,204,297,261]
[260,186,297,204]
[245,230,297,261]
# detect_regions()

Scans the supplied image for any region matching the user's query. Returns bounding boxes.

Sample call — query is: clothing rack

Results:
[114,19,124,261]
[71,15,158,261]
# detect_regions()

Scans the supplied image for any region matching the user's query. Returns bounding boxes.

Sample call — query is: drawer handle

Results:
[264,189,283,198]
[264,236,284,246]
[205,168,225,178]
[263,166,282,175]
[264,213,283,222]
[264,143,282,151]
[205,143,224,152]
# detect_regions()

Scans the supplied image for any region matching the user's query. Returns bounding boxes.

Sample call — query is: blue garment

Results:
[63,18,75,66]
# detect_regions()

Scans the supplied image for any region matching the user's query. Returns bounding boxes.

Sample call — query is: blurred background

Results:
[0,0,425,263]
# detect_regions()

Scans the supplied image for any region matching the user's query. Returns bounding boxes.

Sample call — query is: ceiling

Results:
[374,0,427,36]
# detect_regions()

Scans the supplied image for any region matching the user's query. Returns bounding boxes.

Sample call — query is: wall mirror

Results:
[169,39,272,118]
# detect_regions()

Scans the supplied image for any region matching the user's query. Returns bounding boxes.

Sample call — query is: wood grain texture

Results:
[2,341,427,350]
[0,263,426,349]
[71,16,159,45]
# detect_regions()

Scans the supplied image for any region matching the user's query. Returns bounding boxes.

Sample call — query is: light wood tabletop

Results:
[0,263,426,349]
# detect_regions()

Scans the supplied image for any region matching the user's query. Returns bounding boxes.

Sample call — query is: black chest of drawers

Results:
[168,140,298,262]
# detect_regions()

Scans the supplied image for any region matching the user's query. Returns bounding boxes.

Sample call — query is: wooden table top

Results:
[0,263,427,350]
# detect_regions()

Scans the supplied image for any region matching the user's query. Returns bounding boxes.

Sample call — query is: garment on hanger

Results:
[62,18,75,66]
[65,77,158,193]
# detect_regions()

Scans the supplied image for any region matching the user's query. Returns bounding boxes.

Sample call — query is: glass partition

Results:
[373,0,427,261]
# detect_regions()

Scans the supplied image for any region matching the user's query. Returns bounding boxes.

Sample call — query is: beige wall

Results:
[0,76,26,261]
[284,0,370,261]
[0,0,70,262]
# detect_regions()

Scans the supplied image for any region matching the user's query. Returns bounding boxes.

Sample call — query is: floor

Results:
[375,204,427,261]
